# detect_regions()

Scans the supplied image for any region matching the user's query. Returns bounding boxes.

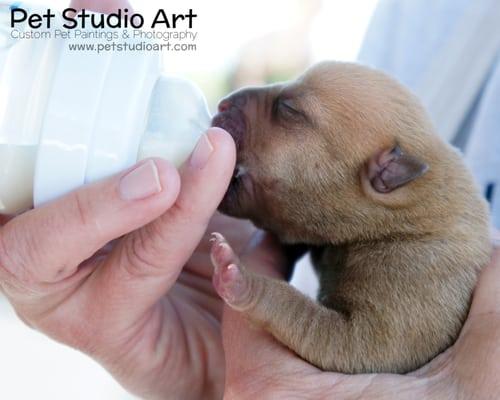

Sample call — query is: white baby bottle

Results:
[0,3,211,215]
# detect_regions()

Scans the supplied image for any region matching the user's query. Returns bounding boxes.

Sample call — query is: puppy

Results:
[210,62,492,373]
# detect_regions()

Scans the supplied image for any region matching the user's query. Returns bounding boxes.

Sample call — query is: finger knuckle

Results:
[72,190,100,233]
[122,229,164,278]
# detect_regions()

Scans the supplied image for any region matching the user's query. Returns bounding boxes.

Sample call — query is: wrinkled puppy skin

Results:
[211,61,492,373]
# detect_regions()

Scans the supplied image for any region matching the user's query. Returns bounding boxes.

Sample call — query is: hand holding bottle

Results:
[0,128,239,399]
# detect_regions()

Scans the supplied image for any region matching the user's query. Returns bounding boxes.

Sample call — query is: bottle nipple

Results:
[138,76,212,167]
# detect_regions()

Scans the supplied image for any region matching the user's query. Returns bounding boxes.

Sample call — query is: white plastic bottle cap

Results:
[139,76,212,166]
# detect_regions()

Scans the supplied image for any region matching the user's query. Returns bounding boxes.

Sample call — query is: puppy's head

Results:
[213,62,451,244]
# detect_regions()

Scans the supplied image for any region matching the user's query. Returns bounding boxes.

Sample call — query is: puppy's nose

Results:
[217,92,248,112]
[218,98,232,112]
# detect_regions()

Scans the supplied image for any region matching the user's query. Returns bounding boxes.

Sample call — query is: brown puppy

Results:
[210,61,492,373]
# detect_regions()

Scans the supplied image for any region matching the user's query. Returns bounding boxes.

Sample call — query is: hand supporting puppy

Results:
[212,232,500,399]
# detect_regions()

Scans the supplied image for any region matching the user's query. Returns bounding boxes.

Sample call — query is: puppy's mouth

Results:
[232,163,247,181]
[212,108,252,216]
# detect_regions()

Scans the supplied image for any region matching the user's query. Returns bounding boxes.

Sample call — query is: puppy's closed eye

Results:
[273,96,307,124]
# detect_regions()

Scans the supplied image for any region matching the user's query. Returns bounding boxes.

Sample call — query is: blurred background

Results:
[0,0,378,398]
[145,0,378,109]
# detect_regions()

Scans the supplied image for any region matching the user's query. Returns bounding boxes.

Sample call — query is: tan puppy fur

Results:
[210,62,492,373]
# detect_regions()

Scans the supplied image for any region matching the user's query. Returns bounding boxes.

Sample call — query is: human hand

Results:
[0,128,239,400]
[217,233,500,399]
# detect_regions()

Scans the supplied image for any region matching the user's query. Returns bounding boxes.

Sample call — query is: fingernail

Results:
[120,160,162,201]
[190,134,214,169]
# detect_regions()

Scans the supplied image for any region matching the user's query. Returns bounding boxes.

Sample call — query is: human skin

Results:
[220,233,500,399]
[0,127,241,400]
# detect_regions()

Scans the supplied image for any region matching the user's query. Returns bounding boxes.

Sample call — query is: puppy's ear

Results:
[364,145,429,194]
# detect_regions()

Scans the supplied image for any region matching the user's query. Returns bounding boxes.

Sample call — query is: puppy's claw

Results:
[210,232,239,269]
[212,262,248,307]
[210,232,225,244]
[209,233,250,308]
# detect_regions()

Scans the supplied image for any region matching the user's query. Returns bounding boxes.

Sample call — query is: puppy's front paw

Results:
[210,233,250,309]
